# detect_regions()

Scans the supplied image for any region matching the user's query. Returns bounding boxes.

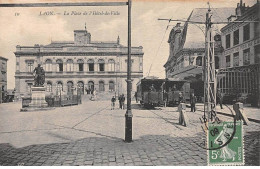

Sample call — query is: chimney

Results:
[117,36,120,44]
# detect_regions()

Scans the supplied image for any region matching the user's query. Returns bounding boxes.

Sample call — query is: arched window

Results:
[67,59,73,72]
[109,81,115,92]
[46,81,52,92]
[88,81,94,93]
[77,59,84,72]
[196,56,202,66]
[67,81,74,95]
[56,59,63,72]
[45,59,52,72]
[99,81,105,92]
[56,81,63,95]
[98,59,105,72]
[87,59,94,72]
[108,59,115,72]
[77,81,84,95]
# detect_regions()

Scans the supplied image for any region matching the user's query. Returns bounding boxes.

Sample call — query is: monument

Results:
[28,64,48,108]
[21,64,48,111]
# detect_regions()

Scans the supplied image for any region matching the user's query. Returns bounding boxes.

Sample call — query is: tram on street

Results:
[165,78,190,106]
[136,77,190,108]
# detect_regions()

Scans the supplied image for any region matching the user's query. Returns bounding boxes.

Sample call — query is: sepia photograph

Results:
[0,0,259,166]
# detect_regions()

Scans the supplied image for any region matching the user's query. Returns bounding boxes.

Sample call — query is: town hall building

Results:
[14,29,144,98]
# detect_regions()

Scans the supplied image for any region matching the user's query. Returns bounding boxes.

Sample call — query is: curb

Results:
[217,111,260,124]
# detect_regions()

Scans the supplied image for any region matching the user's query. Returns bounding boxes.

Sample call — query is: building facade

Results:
[164,8,234,98]
[0,56,8,103]
[14,29,144,98]
[218,0,260,106]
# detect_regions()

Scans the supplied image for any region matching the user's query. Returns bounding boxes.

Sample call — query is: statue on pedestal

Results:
[33,64,45,87]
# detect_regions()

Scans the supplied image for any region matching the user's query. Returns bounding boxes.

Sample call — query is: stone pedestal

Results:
[29,86,48,108]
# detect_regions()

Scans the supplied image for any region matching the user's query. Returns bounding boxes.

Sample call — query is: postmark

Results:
[207,121,244,165]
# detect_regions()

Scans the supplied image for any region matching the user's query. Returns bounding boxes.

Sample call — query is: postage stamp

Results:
[208,121,244,165]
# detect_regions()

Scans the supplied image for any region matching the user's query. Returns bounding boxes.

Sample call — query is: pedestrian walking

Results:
[111,96,116,110]
[217,89,223,109]
[134,92,138,103]
[118,94,122,109]
[121,94,125,109]
[190,93,196,112]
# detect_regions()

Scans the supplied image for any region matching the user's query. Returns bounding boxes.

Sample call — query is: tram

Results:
[165,78,190,106]
[136,77,165,108]
[136,77,190,108]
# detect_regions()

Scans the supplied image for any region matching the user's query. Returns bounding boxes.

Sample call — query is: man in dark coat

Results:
[118,94,122,109]
[134,92,138,103]
[111,96,116,110]
[121,94,125,109]
[190,93,196,112]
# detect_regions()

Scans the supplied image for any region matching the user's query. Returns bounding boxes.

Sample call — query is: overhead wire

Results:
[146,17,172,77]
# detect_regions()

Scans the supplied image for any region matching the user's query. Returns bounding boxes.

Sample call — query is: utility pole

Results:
[203,7,217,122]
[125,0,132,142]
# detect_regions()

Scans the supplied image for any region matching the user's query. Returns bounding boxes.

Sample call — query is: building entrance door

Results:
[78,81,84,95]
[67,81,74,95]
[88,81,94,94]
[99,81,105,92]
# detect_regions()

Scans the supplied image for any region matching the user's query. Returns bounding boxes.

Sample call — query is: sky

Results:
[0,0,256,89]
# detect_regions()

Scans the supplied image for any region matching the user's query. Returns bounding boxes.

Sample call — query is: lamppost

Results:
[125,0,132,142]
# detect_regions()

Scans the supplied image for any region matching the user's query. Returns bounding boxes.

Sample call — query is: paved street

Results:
[0,99,259,166]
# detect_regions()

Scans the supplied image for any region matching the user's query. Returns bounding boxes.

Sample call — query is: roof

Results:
[183,8,235,49]
[15,30,143,55]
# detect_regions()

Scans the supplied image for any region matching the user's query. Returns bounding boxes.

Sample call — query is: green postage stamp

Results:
[208,121,244,165]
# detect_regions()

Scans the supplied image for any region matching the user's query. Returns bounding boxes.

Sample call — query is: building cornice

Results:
[15,73,143,79]
[14,51,144,56]
[0,56,8,61]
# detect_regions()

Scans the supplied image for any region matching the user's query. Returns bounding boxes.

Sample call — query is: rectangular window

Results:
[45,63,52,72]
[88,63,94,71]
[46,84,52,92]
[108,63,115,72]
[243,24,250,41]
[243,48,250,65]
[58,63,63,72]
[226,34,230,49]
[233,52,239,67]
[27,62,34,72]
[226,55,230,67]
[79,63,84,71]
[233,29,239,46]
[99,63,104,72]
[67,63,73,72]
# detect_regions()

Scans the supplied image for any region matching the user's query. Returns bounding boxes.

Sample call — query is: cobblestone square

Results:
[0,100,259,166]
